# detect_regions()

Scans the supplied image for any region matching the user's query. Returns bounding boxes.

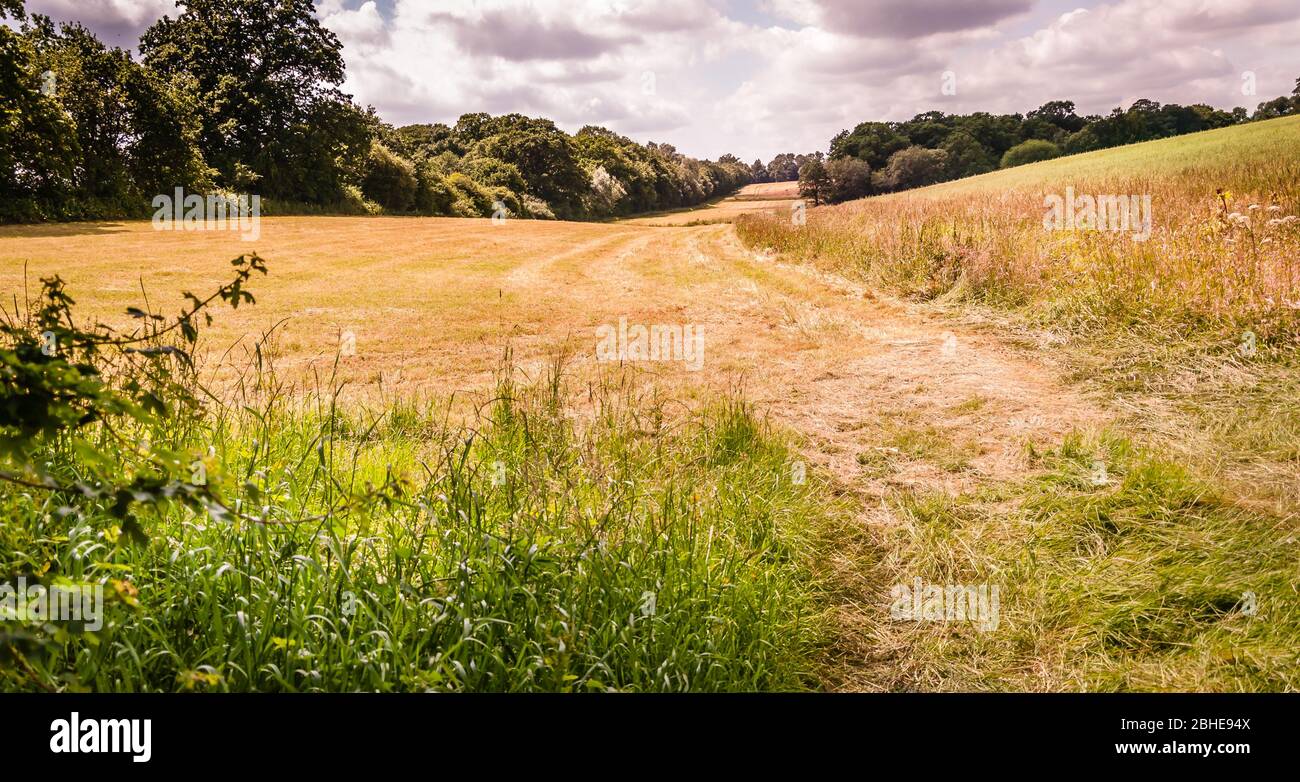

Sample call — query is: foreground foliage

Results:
[0,263,830,691]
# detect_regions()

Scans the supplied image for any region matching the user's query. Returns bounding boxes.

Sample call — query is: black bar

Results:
[4,693,1283,771]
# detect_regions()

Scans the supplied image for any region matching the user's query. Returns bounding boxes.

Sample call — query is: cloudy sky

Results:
[25,0,1300,161]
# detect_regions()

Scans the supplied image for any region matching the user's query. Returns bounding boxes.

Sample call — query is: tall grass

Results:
[0,355,834,692]
[737,116,1300,346]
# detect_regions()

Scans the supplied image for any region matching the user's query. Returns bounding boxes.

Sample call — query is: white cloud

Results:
[27,0,172,45]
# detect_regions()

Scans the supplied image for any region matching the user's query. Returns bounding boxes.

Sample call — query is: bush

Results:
[521,194,555,219]
[825,157,872,203]
[414,163,454,215]
[460,155,527,195]
[340,183,382,215]
[491,187,523,219]
[445,172,494,216]
[1000,139,1062,168]
[360,141,418,212]
[875,146,949,192]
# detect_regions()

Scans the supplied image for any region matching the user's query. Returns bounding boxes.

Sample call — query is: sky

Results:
[24,0,1300,161]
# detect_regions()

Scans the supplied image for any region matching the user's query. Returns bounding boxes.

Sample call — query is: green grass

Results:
[895,115,1300,200]
[0,359,838,692]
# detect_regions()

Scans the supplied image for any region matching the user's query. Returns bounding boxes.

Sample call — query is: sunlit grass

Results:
[737,115,1300,347]
[0,360,839,692]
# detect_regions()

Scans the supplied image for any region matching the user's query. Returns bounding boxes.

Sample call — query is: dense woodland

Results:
[0,0,752,223]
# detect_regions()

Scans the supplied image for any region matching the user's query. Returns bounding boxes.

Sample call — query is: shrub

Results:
[875,146,949,191]
[825,157,872,203]
[360,141,418,212]
[445,172,494,216]
[340,183,382,215]
[521,194,555,219]
[414,163,454,215]
[460,155,527,195]
[1000,139,1062,168]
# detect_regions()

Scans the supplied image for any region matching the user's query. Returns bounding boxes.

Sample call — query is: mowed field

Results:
[0,196,1092,490]
[620,180,799,225]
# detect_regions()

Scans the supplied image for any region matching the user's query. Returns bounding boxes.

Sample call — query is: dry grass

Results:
[734,116,1300,691]
[737,116,1300,345]
[620,182,799,226]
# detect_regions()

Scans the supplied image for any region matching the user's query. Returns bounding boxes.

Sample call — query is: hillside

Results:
[870,114,1300,200]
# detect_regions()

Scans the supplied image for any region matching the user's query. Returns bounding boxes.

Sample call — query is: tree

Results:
[0,3,81,220]
[949,112,1022,158]
[941,132,996,180]
[797,158,830,205]
[830,121,909,170]
[1000,139,1062,168]
[766,153,800,182]
[1063,125,1102,154]
[1253,79,1300,120]
[899,111,953,148]
[140,0,360,198]
[26,19,211,214]
[824,157,871,203]
[1027,100,1085,133]
[469,120,587,217]
[874,146,948,192]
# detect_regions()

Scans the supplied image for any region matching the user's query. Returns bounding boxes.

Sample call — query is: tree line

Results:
[0,0,753,223]
[797,83,1300,205]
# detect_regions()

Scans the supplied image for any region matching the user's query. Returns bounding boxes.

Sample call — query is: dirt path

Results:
[561,217,1111,688]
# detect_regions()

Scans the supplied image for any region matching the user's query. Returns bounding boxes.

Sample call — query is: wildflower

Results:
[1267,205,1282,212]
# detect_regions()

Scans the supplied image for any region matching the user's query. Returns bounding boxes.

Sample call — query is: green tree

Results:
[140,0,362,199]
[360,140,417,212]
[467,117,587,217]
[1027,100,1085,133]
[0,3,80,221]
[875,146,948,192]
[766,152,800,182]
[26,19,211,215]
[940,131,996,180]
[797,158,830,205]
[824,157,871,203]
[1000,139,1062,168]
[830,122,909,170]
